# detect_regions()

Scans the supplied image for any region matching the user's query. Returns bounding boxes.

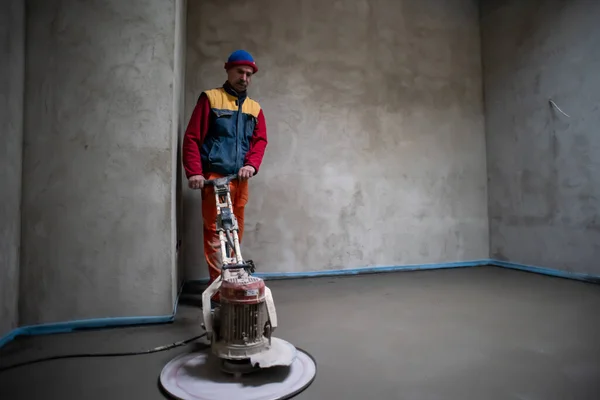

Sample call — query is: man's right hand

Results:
[188,175,205,190]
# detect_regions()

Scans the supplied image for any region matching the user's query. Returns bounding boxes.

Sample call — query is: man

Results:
[182,49,268,297]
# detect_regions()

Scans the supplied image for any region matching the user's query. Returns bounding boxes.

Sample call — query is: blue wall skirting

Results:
[257,259,490,279]
[1,259,599,349]
[0,281,185,349]
[182,259,492,287]
[0,315,175,349]
[490,260,600,284]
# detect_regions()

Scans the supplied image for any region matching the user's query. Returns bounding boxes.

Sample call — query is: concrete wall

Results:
[19,0,181,325]
[0,0,25,338]
[482,0,600,276]
[183,0,489,280]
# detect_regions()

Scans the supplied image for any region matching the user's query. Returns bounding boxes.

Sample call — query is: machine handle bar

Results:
[203,174,239,187]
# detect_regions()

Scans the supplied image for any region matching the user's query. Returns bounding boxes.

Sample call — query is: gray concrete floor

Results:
[1,266,599,399]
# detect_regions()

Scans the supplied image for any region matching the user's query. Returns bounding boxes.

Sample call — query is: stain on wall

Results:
[0,0,25,338]
[183,0,489,279]
[19,0,179,325]
[482,0,600,275]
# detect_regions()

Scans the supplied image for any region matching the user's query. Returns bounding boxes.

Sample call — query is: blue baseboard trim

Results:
[2,258,597,350]
[490,260,600,284]
[255,259,491,280]
[183,259,493,286]
[1,260,488,348]
[0,330,21,349]
[0,280,186,350]
[0,316,175,349]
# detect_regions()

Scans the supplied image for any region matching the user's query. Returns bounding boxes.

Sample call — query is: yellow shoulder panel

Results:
[204,88,261,116]
[203,88,237,112]
[242,98,261,118]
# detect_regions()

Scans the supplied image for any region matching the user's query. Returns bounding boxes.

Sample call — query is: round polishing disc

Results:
[159,338,317,400]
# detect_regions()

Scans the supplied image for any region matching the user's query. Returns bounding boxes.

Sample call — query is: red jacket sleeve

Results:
[244,109,268,174]
[182,94,211,178]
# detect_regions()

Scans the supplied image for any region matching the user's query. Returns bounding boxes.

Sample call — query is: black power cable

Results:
[0,332,207,373]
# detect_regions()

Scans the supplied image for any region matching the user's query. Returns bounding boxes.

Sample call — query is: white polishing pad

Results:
[159,337,317,400]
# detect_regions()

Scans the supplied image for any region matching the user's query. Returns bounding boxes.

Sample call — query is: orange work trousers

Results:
[201,172,249,300]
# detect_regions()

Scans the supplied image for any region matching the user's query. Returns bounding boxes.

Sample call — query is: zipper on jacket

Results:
[236,98,244,172]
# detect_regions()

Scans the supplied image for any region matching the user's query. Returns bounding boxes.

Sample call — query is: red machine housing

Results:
[220,277,266,305]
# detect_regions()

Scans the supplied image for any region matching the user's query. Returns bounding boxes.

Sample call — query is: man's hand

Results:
[238,165,256,180]
[188,175,205,190]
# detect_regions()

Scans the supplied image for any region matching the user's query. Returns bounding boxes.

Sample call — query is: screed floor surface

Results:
[1,266,599,399]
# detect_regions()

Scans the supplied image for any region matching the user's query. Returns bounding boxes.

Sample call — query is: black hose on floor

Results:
[0,332,208,373]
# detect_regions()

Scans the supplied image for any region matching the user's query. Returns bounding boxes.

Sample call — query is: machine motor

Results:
[212,275,274,361]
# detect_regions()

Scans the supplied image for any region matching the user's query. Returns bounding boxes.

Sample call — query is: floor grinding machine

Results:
[159,175,317,400]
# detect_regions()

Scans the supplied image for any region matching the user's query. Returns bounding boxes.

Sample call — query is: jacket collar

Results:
[223,81,247,102]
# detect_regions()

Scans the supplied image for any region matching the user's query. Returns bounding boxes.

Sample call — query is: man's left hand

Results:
[238,165,256,180]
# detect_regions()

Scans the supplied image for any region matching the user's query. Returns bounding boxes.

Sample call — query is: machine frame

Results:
[200,174,278,363]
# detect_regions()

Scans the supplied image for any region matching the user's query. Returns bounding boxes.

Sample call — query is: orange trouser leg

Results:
[201,172,249,299]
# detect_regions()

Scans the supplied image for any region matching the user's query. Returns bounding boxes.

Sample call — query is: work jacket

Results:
[182,82,268,178]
